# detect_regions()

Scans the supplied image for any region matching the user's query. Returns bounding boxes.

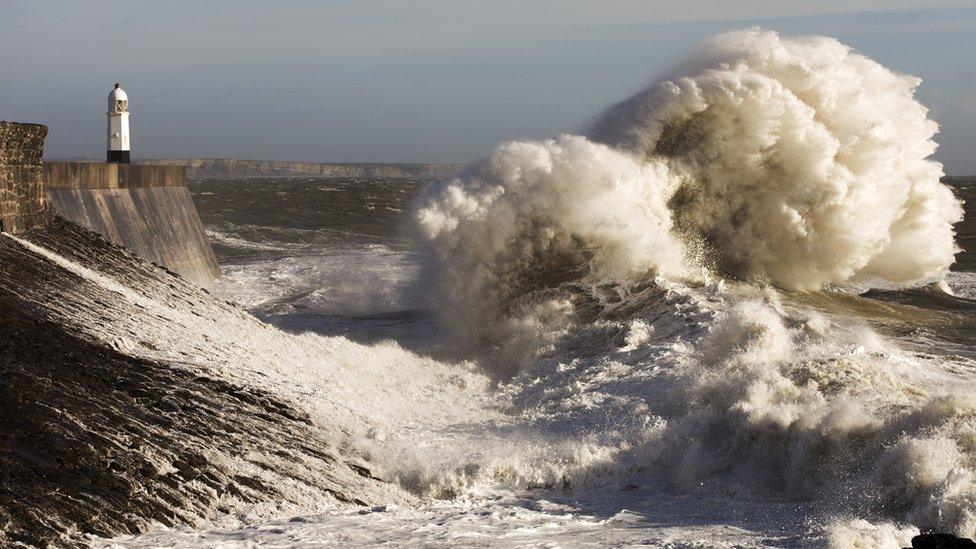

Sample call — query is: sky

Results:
[2,0,975,173]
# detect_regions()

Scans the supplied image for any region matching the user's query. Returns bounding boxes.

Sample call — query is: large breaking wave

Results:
[405,29,975,543]
[594,29,962,289]
[415,29,962,333]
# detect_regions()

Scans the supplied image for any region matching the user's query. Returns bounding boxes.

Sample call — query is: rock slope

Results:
[0,218,413,547]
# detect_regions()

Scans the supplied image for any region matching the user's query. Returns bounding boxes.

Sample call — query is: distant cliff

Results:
[139,158,462,179]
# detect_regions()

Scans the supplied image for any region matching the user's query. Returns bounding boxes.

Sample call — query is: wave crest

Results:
[593,28,962,289]
[413,135,686,352]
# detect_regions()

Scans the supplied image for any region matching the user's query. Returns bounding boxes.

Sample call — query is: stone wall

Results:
[0,122,51,233]
[44,162,220,287]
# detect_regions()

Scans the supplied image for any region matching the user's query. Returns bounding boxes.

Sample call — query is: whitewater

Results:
[100,29,976,548]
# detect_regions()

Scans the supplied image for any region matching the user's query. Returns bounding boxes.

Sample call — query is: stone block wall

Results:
[0,122,51,233]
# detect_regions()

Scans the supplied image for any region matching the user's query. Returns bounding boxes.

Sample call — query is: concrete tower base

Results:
[107,150,131,164]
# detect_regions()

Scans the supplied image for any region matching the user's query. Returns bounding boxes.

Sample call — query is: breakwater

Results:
[45,162,221,287]
[0,217,411,548]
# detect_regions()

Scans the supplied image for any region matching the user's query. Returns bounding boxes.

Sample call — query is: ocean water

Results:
[192,177,439,349]
[103,31,976,548]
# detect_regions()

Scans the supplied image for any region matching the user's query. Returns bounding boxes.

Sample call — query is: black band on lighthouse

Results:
[107,150,131,164]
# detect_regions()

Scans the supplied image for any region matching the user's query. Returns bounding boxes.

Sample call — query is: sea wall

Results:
[0,122,51,233]
[0,217,411,547]
[45,162,220,287]
[46,161,187,188]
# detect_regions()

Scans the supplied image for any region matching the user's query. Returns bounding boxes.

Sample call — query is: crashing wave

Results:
[407,29,975,542]
[593,28,962,290]
[414,29,963,347]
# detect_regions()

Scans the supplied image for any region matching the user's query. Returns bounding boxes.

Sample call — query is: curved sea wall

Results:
[44,162,221,287]
[0,218,411,547]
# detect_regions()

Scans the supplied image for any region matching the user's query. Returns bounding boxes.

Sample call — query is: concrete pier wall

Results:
[45,162,187,189]
[45,162,220,287]
[0,122,52,233]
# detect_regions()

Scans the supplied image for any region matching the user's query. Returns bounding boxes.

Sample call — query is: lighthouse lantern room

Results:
[107,83,130,163]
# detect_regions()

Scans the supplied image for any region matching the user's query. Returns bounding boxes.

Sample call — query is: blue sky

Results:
[2,1,975,173]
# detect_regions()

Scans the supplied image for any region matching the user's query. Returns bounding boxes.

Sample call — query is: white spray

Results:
[416,30,963,345]
[409,28,974,542]
[592,28,962,289]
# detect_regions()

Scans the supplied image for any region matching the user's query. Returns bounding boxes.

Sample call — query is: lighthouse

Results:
[107,83,130,163]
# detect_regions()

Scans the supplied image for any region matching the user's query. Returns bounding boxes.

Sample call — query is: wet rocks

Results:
[908,533,976,548]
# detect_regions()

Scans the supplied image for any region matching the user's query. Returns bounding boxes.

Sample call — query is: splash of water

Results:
[415,29,963,350]
[593,28,962,289]
[406,28,975,543]
[413,136,687,371]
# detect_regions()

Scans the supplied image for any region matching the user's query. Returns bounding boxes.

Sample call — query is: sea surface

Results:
[192,177,438,348]
[92,175,976,548]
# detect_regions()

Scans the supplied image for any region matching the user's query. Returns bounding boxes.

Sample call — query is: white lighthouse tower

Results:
[107,83,130,163]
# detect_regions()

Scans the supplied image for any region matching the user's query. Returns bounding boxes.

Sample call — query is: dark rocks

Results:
[908,533,976,548]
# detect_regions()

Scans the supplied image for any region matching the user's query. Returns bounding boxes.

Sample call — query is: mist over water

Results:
[169,29,976,548]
